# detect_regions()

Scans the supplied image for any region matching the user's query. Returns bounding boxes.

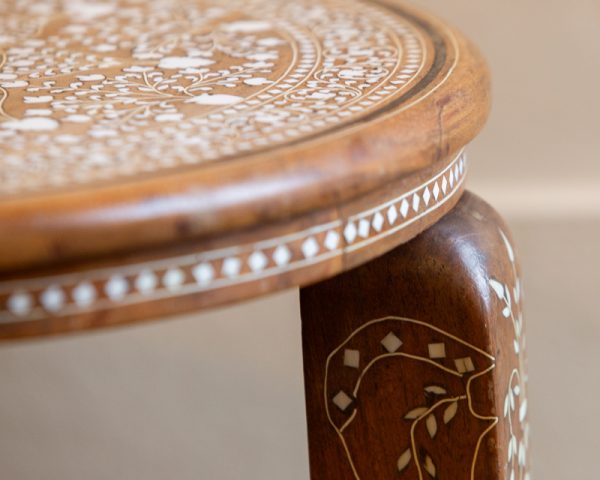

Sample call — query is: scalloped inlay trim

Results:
[0,152,466,323]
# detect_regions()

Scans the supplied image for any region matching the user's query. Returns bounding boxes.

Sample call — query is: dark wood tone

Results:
[301,192,529,480]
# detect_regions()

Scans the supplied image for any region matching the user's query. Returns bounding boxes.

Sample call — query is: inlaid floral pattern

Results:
[489,230,530,480]
[325,316,497,479]
[0,0,425,193]
[324,227,529,479]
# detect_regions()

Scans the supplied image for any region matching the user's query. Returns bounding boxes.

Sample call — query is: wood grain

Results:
[301,192,529,480]
[0,0,493,338]
[0,152,466,339]
[0,0,490,273]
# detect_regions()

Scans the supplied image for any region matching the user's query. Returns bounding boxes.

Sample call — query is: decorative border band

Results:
[0,152,466,324]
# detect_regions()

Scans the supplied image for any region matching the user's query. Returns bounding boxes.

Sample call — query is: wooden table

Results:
[0,1,529,479]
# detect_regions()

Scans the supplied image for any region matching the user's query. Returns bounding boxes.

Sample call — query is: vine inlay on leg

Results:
[301,192,530,480]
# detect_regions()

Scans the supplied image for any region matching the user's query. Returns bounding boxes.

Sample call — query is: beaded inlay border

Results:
[0,152,466,323]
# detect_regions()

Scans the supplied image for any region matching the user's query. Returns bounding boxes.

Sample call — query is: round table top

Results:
[0,0,489,339]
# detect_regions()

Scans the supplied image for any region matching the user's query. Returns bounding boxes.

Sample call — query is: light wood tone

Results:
[0,152,466,339]
[0,0,490,272]
[0,3,531,479]
[0,0,491,338]
[301,192,530,480]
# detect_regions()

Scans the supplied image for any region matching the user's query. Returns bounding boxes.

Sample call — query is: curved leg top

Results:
[301,192,529,480]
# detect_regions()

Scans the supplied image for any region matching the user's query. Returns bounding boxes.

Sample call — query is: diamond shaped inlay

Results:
[302,236,320,259]
[0,153,467,322]
[222,257,242,278]
[387,205,398,225]
[381,332,403,353]
[135,270,158,294]
[333,390,353,412]
[344,222,358,244]
[272,245,291,267]
[324,230,340,251]
[412,193,420,212]
[192,263,215,285]
[248,251,268,272]
[73,282,97,307]
[372,212,384,232]
[399,199,410,218]
[423,186,431,206]
[163,268,185,290]
[358,219,370,238]
[432,182,440,200]
[105,275,128,301]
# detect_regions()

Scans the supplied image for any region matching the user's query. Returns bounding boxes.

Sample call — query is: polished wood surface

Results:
[0,152,467,339]
[0,4,528,477]
[0,0,490,272]
[301,192,529,480]
[0,0,491,338]
[0,4,529,478]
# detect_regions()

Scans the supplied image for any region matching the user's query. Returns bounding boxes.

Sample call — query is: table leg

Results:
[300,192,529,480]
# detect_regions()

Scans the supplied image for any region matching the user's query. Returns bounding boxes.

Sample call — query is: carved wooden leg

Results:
[300,192,529,480]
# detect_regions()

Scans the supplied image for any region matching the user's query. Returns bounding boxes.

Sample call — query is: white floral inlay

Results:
[0,0,426,194]
[322,229,529,480]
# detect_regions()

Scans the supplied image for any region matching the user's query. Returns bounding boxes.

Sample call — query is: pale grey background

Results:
[1,1,599,479]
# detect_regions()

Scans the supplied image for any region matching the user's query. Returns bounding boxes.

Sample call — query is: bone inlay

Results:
[0,152,466,324]
[0,0,428,194]
[323,229,529,480]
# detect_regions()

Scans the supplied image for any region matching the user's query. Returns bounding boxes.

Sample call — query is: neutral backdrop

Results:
[1,1,599,479]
